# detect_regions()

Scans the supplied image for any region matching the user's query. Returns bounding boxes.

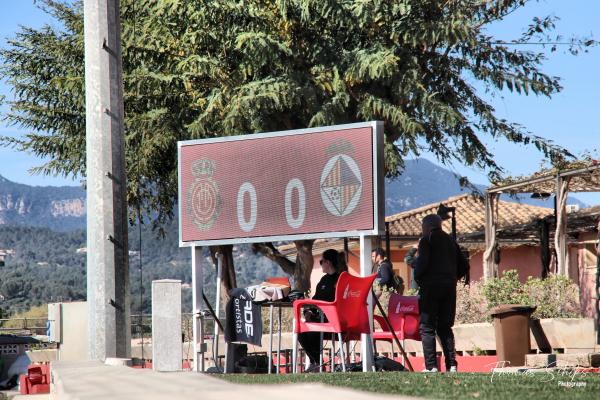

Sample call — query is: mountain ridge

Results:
[384,158,586,215]
[0,158,588,231]
[0,175,85,231]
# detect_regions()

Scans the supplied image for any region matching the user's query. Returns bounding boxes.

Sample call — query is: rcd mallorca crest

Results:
[187,159,221,231]
[320,140,363,217]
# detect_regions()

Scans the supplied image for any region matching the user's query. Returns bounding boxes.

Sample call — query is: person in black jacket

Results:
[414,214,469,372]
[372,247,394,296]
[298,249,343,369]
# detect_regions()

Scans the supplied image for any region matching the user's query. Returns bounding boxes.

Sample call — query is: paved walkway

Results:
[50,361,421,400]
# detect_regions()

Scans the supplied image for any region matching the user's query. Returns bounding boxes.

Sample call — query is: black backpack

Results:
[382,259,404,293]
[392,273,404,293]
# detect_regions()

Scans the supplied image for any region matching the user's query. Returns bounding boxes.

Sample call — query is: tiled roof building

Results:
[386,194,553,239]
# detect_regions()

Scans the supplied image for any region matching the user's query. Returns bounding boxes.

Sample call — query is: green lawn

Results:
[220,371,600,399]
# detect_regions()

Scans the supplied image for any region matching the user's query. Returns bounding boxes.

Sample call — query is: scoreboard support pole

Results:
[192,246,204,372]
[360,234,375,372]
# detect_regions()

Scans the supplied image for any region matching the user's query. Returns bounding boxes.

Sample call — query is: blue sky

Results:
[419,0,600,204]
[0,1,55,186]
[1,1,599,204]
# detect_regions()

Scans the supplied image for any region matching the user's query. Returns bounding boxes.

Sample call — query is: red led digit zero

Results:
[178,121,385,246]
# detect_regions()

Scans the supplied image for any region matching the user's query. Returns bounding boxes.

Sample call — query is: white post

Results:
[359,234,374,372]
[268,305,274,374]
[277,307,282,374]
[191,246,204,372]
[292,332,298,373]
[152,280,182,372]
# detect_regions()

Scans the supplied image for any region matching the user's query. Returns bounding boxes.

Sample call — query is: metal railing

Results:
[0,314,218,339]
[130,313,219,342]
[0,317,48,335]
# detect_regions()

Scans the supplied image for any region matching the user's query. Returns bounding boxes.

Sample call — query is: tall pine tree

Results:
[1,0,594,290]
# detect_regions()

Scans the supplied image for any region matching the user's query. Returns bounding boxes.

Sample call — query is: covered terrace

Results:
[483,161,600,343]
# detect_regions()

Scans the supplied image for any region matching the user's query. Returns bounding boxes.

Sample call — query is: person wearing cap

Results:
[414,214,469,372]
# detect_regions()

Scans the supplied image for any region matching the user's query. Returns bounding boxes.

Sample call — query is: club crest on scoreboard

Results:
[186,158,222,231]
[320,142,363,217]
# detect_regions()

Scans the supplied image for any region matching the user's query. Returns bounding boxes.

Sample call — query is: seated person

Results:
[298,249,345,370]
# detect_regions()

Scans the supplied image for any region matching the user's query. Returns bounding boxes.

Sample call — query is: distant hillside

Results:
[0,175,85,231]
[0,222,280,314]
[384,159,479,214]
[0,225,86,313]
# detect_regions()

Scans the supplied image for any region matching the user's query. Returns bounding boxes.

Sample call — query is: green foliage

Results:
[471,345,486,356]
[456,270,583,323]
[1,0,595,226]
[481,269,531,310]
[0,222,281,315]
[524,274,581,319]
[0,225,87,313]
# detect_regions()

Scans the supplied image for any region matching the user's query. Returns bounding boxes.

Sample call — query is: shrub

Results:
[524,274,581,319]
[455,269,583,324]
[482,270,531,310]
[455,280,488,324]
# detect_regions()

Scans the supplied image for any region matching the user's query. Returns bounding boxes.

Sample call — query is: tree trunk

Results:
[209,245,237,306]
[253,240,315,292]
[293,240,315,293]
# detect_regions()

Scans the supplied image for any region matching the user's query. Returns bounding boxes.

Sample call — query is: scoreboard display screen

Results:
[178,122,384,246]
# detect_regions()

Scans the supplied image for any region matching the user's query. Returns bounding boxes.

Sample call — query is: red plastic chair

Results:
[373,295,421,359]
[19,364,50,395]
[292,272,377,372]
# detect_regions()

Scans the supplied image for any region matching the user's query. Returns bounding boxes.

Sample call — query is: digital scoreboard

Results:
[178,122,384,246]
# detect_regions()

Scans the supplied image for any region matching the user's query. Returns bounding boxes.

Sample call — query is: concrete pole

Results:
[84,0,130,360]
[359,234,374,372]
